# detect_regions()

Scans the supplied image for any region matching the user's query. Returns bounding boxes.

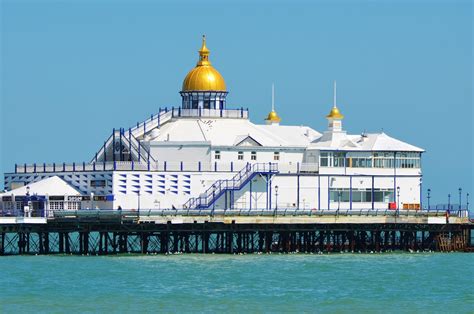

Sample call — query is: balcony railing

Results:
[13,161,318,174]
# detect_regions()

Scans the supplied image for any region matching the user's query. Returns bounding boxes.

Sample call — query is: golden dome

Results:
[265,110,281,123]
[326,106,344,119]
[182,35,227,92]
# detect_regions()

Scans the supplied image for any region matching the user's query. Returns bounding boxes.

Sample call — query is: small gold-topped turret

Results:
[326,106,344,119]
[265,84,282,125]
[326,81,344,132]
[265,110,282,123]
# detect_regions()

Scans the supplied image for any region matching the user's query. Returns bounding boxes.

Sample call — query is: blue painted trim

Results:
[327,176,330,210]
[371,176,375,210]
[249,179,252,211]
[297,175,300,208]
[268,174,272,210]
[350,176,353,210]
[318,175,321,210]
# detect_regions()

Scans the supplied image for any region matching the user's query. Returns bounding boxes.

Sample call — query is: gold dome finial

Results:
[182,35,227,91]
[265,84,282,124]
[197,34,211,66]
[326,81,344,119]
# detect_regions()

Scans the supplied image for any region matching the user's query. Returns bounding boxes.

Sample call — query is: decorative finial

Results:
[272,83,275,112]
[265,83,281,124]
[326,80,344,120]
[197,34,210,66]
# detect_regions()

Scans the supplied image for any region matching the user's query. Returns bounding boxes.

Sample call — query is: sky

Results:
[1,0,472,205]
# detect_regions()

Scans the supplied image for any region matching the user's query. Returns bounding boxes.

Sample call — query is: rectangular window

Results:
[238,151,244,160]
[333,152,345,167]
[251,151,257,161]
[215,150,221,160]
[90,179,106,187]
[274,152,280,161]
[320,152,329,167]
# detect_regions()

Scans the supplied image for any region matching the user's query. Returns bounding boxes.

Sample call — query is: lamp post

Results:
[337,191,341,212]
[26,186,31,217]
[447,194,451,212]
[91,192,94,210]
[274,185,279,215]
[396,186,400,214]
[458,188,462,211]
[427,188,431,210]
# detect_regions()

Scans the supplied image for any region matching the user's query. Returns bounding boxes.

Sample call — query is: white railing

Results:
[14,161,319,174]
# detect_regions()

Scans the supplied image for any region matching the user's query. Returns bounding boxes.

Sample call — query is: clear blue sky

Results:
[1,0,472,205]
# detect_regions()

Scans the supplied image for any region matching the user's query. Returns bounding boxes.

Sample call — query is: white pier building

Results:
[1,37,424,215]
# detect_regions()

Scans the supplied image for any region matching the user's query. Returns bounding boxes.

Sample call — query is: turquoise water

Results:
[1,253,473,313]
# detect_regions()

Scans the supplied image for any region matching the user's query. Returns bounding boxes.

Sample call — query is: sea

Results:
[1,253,473,313]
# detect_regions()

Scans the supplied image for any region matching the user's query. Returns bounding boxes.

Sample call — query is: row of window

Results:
[215,151,280,161]
[329,188,395,203]
[321,152,421,169]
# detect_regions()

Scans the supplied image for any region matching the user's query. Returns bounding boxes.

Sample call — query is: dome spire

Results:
[265,83,282,125]
[197,35,211,66]
[326,81,344,120]
[326,81,344,132]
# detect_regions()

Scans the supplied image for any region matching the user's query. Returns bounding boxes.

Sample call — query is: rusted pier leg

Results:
[58,233,64,254]
[38,232,44,254]
[44,232,50,254]
[141,232,149,254]
[64,233,71,254]
[0,232,4,255]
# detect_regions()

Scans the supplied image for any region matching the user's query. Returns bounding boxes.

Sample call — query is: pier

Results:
[1,209,472,255]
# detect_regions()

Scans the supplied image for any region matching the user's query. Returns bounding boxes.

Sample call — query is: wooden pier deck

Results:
[1,210,472,255]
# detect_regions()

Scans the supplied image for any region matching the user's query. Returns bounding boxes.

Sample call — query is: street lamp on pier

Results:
[458,188,462,211]
[396,186,400,215]
[448,194,451,212]
[427,188,431,210]
[467,193,470,211]
[274,185,279,215]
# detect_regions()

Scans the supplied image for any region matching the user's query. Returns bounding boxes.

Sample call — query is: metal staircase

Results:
[93,108,173,163]
[184,163,279,210]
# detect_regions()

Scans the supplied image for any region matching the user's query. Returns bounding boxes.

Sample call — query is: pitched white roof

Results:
[5,176,82,196]
[148,118,321,148]
[310,132,424,152]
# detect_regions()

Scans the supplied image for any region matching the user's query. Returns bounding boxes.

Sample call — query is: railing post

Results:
[297,162,300,173]
[24,163,27,173]
[33,163,36,173]
[231,161,233,172]
[198,161,201,172]
[171,106,174,117]
[180,161,183,172]
[214,162,217,172]
[164,161,167,172]
[15,163,17,174]
[114,161,117,171]
[43,163,46,172]
[103,161,106,171]
[220,109,223,117]
[63,162,66,172]
[93,162,96,171]
[53,163,56,172]
[73,162,75,172]
[241,107,243,117]
[138,142,141,161]
[83,162,86,171]
[147,160,150,171]
[132,160,135,171]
